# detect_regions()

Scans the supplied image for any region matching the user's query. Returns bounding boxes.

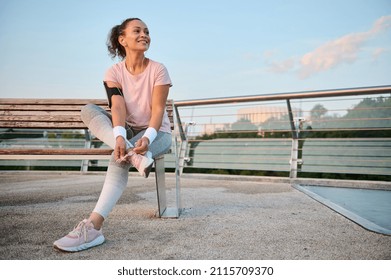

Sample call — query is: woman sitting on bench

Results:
[53,17,172,252]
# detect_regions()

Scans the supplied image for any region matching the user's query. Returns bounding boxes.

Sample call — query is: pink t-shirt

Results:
[104,59,172,133]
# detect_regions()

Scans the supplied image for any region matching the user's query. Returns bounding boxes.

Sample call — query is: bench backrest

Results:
[0,98,174,130]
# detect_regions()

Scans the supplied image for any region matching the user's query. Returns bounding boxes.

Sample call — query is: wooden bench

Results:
[0,98,189,218]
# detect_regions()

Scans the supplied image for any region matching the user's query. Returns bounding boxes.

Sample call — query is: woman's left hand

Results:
[133,137,149,155]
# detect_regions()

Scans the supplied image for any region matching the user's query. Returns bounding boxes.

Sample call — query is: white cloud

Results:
[263,50,276,60]
[266,15,391,79]
[268,58,295,73]
[372,47,387,61]
[371,15,391,33]
[298,32,366,78]
[242,52,261,61]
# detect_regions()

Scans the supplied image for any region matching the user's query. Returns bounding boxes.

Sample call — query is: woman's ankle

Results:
[88,212,104,230]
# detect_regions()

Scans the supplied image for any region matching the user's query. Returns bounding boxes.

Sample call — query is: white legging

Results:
[81,104,172,218]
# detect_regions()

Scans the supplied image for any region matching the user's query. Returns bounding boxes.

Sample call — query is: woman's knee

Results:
[149,133,172,157]
[80,103,106,125]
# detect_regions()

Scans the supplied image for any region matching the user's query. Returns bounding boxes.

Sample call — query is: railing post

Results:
[286,99,298,178]
[174,104,184,215]
[174,105,194,175]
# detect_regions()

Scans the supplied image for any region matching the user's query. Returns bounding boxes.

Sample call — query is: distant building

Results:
[202,123,230,135]
[199,105,302,135]
[237,106,300,125]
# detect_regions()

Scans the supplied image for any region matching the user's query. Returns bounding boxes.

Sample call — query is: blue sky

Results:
[0,0,390,102]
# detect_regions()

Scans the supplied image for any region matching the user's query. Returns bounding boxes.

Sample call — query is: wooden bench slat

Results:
[0,121,87,129]
[0,98,108,106]
[1,111,86,116]
[0,104,107,111]
[0,148,113,155]
[0,115,82,123]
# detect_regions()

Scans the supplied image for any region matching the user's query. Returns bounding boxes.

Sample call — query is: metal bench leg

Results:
[154,155,167,217]
[154,155,180,218]
[81,129,91,172]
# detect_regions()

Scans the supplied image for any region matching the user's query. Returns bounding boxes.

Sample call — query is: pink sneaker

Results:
[53,219,104,252]
[118,151,154,178]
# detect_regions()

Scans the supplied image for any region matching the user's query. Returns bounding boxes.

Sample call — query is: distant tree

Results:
[310,104,328,119]
[341,95,391,137]
[231,118,258,132]
[304,95,391,138]
[260,113,291,138]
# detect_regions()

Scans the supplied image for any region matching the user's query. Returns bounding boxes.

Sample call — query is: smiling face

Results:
[119,19,150,53]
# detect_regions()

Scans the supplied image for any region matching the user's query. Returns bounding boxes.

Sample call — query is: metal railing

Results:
[173,85,391,179]
[1,85,390,180]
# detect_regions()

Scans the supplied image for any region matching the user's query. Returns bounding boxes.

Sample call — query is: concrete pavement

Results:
[0,171,390,260]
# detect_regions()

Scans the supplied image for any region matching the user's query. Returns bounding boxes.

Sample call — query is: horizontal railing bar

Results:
[174,85,391,107]
[299,163,391,169]
[195,127,391,133]
[177,96,390,110]
[185,156,391,164]
[188,137,391,142]
[179,106,391,118]
[189,149,291,153]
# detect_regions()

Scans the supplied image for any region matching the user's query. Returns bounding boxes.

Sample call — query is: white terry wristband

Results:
[143,127,157,144]
[113,126,127,140]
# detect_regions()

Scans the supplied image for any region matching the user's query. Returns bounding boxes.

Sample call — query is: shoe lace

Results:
[69,220,89,241]
[116,150,136,164]
[130,153,143,168]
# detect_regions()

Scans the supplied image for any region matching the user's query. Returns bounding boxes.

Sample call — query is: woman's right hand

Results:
[114,136,127,162]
